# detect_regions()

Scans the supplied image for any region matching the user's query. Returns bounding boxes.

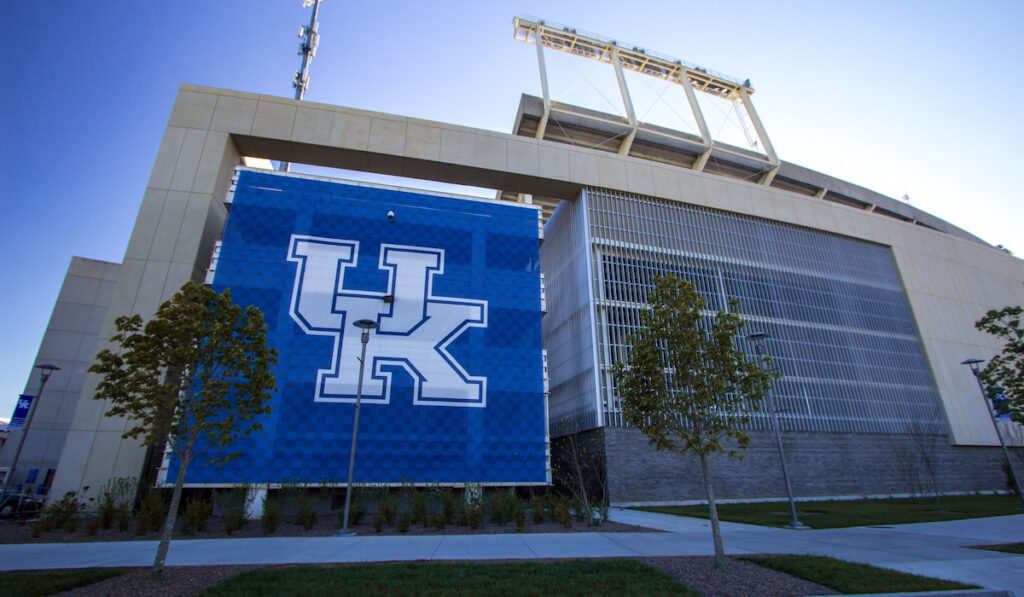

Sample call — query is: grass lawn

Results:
[0,568,127,597]
[635,494,1022,528]
[741,555,978,594]
[200,559,699,596]
[972,542,1024,555]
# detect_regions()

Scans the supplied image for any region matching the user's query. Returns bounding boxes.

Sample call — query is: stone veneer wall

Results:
[603,426,1023,504]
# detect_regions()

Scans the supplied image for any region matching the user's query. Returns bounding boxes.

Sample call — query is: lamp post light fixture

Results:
[961,358,1024,509]
[338,319,379,536]
[2,364,60,498]
[748,332,808,530]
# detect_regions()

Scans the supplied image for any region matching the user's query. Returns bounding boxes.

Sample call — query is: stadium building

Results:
[3,18,1022,505]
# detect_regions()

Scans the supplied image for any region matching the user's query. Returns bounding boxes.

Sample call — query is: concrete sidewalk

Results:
[0,510,1021,594]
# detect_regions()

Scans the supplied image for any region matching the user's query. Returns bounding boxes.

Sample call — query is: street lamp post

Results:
[2,364,60,498]
[961,358,1024,509]
[338,319,379,536]
[748,333,807,530]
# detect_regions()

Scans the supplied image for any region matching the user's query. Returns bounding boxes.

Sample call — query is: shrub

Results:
[96,477,137,530]
[216,486,251,535]
[340,501,366,527]
[181,497,211,535]
[262,497,281,535]
[136,491,167,536]
[490,491,517,525]
[410,491,427,526]
[296,505,318,530]
[556,496,573,529]
[440,488,457,526]
[40,491,87,533]
[373,508,385,533]
[379,496,397,526]
[397,511,412,532]
[513,498,526,532]
[464,485,486,530]
[531,495,546,524]
[284,482,318,530]
[570,495,586,521]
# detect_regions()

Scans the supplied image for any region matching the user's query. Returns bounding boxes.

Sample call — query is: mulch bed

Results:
[0,515,653,544]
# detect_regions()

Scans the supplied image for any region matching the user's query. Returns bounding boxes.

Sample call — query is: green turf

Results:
[741,554,978,594]
[200,559,699,596]
[972,542,1024,555]
[0,568,127,597]
[635,494,1022,528]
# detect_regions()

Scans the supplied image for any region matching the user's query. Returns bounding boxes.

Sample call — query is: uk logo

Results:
[287,235,488,407]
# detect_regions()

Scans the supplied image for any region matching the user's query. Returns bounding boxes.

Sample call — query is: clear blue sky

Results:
[2,0,1022,417]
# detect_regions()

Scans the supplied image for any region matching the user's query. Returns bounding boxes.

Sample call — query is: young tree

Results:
[976,306,1024,425]
[612,274,774,568]
[90,281,276,575]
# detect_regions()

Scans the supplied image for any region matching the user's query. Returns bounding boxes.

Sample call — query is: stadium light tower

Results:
[748,333,807,529]
[281,0,321,172]
[961,358,1024,509]
[338,318,379,535]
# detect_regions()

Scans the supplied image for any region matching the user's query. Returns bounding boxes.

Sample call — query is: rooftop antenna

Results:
[281,0,321,172]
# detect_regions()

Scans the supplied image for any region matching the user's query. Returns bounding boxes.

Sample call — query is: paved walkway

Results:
[1,510,1021,594]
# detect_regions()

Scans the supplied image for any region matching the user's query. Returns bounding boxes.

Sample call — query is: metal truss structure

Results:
[513,16,779,185]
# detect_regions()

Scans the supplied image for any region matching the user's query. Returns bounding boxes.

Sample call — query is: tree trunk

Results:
[152,452,189,576]
[698,451,725,568]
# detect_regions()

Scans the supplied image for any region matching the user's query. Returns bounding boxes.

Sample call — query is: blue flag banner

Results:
[9,395,33,430]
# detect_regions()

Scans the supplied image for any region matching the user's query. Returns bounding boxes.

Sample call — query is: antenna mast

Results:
[282,0,321,171]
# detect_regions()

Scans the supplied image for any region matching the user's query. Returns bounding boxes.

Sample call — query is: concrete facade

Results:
[0,257,119,492]
[40,84,1024,502]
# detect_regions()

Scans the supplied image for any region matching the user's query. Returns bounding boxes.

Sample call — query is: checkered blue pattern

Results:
[168,171,547,484]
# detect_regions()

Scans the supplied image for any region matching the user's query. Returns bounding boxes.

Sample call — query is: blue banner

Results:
[169,171,548,485]
[8,395,33,430]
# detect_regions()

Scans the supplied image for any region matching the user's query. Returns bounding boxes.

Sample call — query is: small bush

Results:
[556,496,573,529]
[95,477,136,530]
[86,516,100,536]
[181,497,211,535]
[464,487,486,530]
[531,495,546,524]
[379,497,397,526]
[411,491,427,526]
[40,491,87,533]
[397,512,412,532]
[262,497,281,535]
[432,510,447,531]
[135,490,167,536]
[373,508,385,533]
[440,488,457,526]
[513,498,526,532]
[115,506,131,532]
[463,482,485,529]
[490,491,517,526]
[284,482,318,530]
[342,501,366,527]
[217,486,250,535]
[570,495,586,521]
